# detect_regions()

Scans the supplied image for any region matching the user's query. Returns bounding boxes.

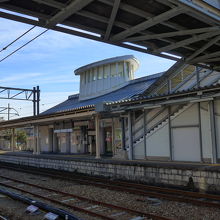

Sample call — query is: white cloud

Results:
[39,78,79,85]
[0,72,42,83]
[0,70,79,88]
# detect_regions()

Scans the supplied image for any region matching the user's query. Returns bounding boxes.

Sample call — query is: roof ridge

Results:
[68,93,79,100]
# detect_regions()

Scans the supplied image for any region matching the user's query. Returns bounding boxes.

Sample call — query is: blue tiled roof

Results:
[41,72,163,115]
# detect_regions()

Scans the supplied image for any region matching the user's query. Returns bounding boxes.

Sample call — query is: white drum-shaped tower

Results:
[74,55,139,101]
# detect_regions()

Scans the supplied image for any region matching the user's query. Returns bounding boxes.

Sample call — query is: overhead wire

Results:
[0,3,70,118]
[0,25,36,53]
[0,29,48,63]
[0,0,65,63]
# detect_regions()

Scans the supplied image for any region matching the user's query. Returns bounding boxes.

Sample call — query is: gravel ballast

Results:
[1,168,220,220]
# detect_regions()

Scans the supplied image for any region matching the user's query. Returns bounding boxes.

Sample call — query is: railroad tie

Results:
[94,207,109,212]
[16,184,25,188]
[0,180,12,184]
[61,198,75,203]
[110,211,127,217]
[85,205,99,210]
[130,217,145,220]
[45,193,58,197]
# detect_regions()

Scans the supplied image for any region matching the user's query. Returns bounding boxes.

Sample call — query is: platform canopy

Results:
[0,0,220,69]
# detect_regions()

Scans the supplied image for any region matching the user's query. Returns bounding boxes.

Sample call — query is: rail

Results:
[1,163,220,210]
[0,174,170,220]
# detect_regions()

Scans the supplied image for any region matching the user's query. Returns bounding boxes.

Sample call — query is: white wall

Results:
[55,133,69,153]
[171,104,201,162]
[134,141,145,159]
[146,123,170,158]
[172,127,201,162]
[200,102,212,160]
[39,126,49,152]
[133,104,205,161]
[70,132,78,153]
[70,130,85,153]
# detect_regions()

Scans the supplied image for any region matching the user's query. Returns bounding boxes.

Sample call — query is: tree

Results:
[16,130,27,146]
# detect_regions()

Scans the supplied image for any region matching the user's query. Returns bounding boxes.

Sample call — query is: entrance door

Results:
[104,127,113,155]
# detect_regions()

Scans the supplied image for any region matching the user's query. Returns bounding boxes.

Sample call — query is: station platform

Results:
[0,150,220,192]
[0,150,219,171]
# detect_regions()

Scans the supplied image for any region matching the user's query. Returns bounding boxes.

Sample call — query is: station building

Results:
[1,55,220,163]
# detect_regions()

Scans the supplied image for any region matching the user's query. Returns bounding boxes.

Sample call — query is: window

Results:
[91,69,96,81]
[157,84,168,95]
[110,63,116,77]
[171,73,182,89]
[131,64,134,78]
[97,66,103,80]
[125,62,130,77]
[80,74,84,85]
[83,72,86,84]
[87,70,91,82]
[103,65,108,79]
[118,62,124,77]
[182,65,196,78]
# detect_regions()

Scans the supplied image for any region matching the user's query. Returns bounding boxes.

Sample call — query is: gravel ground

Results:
[1,168,220,220]
[0,195,45,220]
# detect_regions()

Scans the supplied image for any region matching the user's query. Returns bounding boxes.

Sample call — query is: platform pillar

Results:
[33,125,40,155]
[36,125,40,154]
[37,126,41,154]
[111,118,115,155]
[48,128,53,153]
[33,127,36,154]
[53,131,58,153]
[121,117,126,150]
[10,128,16,152]
[66,132,71,154]
[143,109,147,158]
[209,100,217,163]
[128,111,133,160]
[168,106,173,161]
[100,123,105,155]
[95,114,101,159]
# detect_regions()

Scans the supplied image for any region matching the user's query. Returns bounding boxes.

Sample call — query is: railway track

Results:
[0,174,170,220]
[1,163,220,209]
[0,187,81,220]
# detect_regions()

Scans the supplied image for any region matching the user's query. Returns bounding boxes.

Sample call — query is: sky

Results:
[0,16,175,120]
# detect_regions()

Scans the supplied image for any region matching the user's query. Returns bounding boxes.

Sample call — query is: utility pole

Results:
[0,86,40,117]
[0,105,19,120]
[8,103,10,120]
